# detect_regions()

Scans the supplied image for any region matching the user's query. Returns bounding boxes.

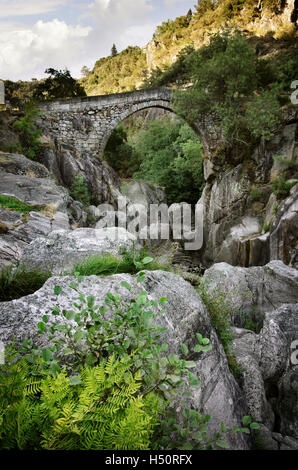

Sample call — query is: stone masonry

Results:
[37,88,172,159]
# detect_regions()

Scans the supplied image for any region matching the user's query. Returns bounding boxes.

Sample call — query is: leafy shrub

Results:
[69,175,91,207]
[132,118,205,205]
[249,188,262,202]
[272,176,297,199]
[33,68,86,101]
[13,101,42,160]
[0,265,51,302]
[104,124,139,178]
[245,88,281,141]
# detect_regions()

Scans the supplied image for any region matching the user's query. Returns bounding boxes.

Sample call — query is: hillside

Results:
[81,0,297,96]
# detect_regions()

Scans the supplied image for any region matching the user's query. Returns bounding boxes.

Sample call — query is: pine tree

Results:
[111,44,118,57]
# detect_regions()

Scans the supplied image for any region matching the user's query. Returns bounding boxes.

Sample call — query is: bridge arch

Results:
[99,98,173,156]
[37,88,175,160]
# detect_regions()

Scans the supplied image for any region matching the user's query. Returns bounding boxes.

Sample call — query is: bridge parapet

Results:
[37,88,173,157]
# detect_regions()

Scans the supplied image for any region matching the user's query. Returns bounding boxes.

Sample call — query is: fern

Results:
[0,355,162,450]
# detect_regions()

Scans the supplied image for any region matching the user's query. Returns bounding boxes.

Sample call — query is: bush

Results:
[13,101,42,160]
[272,176,297,199]
[0,265,51,302]
[69,175,91,207]
[132,118,205,205]
[170,29,282,154]
[33,68,86,101]
[249,188,262,202]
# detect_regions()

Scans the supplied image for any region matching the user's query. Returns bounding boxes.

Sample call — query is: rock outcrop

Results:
[231,304,298,449]
[202,260,298,329]
[0,168,71,267]
[19,227,136,274]
[194,114,298,269]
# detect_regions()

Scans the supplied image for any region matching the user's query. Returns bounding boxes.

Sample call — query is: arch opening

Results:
[102,105,205,207]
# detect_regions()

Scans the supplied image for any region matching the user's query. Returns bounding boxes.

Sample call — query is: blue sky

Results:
[0,0,196,81]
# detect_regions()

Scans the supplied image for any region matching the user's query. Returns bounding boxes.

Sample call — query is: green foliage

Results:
[273,203,279,214]
[0,195,41,213]
[0,271,259,449]
[71,250,165,277]
[33,68,86,101]
[245,88,281,140]
[111,44,118,57]
[172,29,282,153]
[0,351,162,450]
[132,118,204,205]
[69,175,91,207]
[81,46,147,96]
[262,222,270,233]
[0,265,51,302]
[142,45,197,89]
[249,188,262,202]
[197,280,241,377]
[13,101,42,160]
[3,79,40,109]
[272,176,297,200]
[104,124,139,178]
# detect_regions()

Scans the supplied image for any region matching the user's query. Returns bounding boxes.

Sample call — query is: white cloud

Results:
[0,0,69,18]
[84,0,156,62]
[0,19,92,80]
[88,0,154,27]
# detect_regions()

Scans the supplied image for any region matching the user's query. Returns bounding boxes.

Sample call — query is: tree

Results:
[33,68,86,101]
[80,66,90,77]
[133,118,205,205]
[111,44,118,57]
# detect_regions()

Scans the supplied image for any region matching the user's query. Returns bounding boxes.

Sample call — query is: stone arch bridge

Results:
[38,88,173,159]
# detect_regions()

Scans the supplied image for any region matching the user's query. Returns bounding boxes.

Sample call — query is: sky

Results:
[0,0,196,81]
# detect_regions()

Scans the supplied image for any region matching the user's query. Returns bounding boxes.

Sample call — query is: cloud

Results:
[88,0,154,27]
[84,0,156,61]
[0,19,92,80]
[0,0,70,18]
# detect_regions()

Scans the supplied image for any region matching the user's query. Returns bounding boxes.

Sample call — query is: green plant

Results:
[0,265,51,302]
[0,349,162,450]
[262,222,270,233]
[0,195,41,213]
[69,175,91,207]
[153,409,259,450]
[33,68,86,101]
[196,281,242,377]
[272,176,297,200]
[71,251,166,278]
[132,118,204,205]
[273,203,279,214]
[1,272,259,450]
[13,101,42,160]
[249,188,262,202]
